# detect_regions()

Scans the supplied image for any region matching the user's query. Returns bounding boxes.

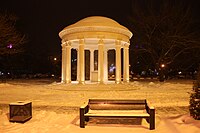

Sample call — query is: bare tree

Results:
[129,0,200,79]
[0,12,27,55]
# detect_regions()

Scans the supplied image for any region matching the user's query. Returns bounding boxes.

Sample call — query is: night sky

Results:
[1,0,132,55]
[0,0,133,73]
[0,0,200,74]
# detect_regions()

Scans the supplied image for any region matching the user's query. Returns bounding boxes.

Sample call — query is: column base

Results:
[123,80,129,83]
[61,80,66,84]
[66,80,71,84]
[115,81,121,84]
[98,81,104,84]
[79,81,85,84]
[61,80,71,84]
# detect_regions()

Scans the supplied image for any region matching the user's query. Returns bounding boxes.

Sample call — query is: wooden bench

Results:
[80,99,155,130]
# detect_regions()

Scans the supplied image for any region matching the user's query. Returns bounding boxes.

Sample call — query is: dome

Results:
[59,16,132,39]
[65,16,128,30]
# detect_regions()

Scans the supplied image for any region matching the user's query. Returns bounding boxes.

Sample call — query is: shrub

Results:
[189,67,200,120]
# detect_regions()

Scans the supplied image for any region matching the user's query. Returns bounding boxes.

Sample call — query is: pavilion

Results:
[59,16,132,84]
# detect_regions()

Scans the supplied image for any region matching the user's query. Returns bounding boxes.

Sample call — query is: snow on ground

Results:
[0,79,200,133]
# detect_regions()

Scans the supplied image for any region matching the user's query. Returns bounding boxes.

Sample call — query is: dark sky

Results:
[1,0,199,73]
[1,0,132,57]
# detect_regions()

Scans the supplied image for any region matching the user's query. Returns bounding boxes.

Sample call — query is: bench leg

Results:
[146,118,150,123]
[85,116,89,122]
[80,108,85,128]
[149,109,155,130]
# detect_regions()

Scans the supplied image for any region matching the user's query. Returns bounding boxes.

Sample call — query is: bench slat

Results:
[85,110,150,118]
[89,99,146,104]
[89,104,146,110]
[85,113,149,118]
[88,109,146,114]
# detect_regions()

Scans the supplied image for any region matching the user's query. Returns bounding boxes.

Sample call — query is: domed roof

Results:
[64,16,128,30]
[59,16,132,39]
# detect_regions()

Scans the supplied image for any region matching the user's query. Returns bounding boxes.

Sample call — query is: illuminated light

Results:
[71,59,77,62]
[54,58,57,61]
[155,72,159,75]
[109,65,116,73]
[178,71,182,74]
[161,64,165,68]
[7,44,13,49]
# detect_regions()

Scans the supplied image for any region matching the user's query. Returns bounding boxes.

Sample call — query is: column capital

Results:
[98,39,104,45]
[66,41,71,47]
[124,43,130,48]
[89,49,95,52]
[115,40,121,46]
[61,39,66,44]
[104,48,109,52]
[79,39,85,45]
[61,42,66,47]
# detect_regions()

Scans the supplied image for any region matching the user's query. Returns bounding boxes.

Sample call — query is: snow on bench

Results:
[80,99,155,130]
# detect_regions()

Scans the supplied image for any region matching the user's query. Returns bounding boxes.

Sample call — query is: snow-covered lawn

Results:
[0,79,200,133]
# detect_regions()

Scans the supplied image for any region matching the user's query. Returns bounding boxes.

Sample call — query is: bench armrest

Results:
[80,102,88,109]
[146,100,154,110]
[147,102,155,110]
[80,102,89,114]
[80,102,89,128]
[145,100,155,130]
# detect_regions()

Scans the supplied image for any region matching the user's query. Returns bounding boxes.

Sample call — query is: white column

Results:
[115,40,121,84]
[98,39,104,83]
[123,43,130,83]
[76,48,79,82]
[61,42,66,83]
[104,49,108,82]
[90,49,94,81]
[65,41,71,83]
[79,39,85,84]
